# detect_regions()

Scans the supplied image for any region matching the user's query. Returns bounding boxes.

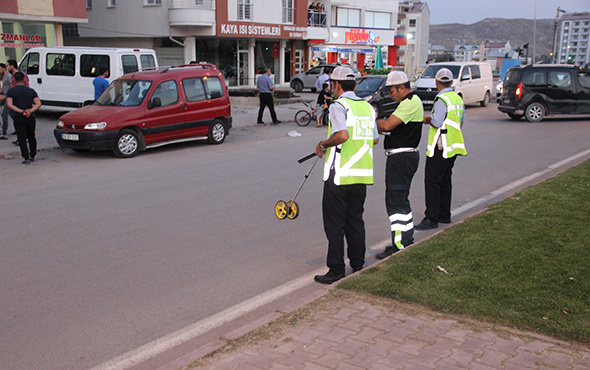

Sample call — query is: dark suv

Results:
[498,64,590,122]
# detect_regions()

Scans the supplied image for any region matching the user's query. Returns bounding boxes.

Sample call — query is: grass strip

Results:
[340,160,590,343]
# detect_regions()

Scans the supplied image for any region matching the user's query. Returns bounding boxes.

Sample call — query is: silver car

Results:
[290,64,360,92]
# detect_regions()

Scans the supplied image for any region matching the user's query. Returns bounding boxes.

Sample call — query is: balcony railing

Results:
[308,10,327,27]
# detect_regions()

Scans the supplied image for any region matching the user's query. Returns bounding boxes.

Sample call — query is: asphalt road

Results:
[1,103,589,369]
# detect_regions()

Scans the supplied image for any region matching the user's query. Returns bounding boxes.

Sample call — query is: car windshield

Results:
[421,65,461,79]
[95,79,153,106]
[356,77,384,94]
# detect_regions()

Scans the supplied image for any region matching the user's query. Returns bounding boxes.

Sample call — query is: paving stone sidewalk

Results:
[193,291,590,370]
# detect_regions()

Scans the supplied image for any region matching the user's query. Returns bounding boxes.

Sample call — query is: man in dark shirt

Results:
[6,72,41,164]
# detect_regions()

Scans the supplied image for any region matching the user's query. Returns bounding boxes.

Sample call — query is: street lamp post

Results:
[552,7,566,64]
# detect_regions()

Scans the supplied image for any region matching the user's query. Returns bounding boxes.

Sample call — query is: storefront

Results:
[309,27,396,71]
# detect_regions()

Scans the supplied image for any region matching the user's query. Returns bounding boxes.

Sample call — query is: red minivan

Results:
[54,64,232,158]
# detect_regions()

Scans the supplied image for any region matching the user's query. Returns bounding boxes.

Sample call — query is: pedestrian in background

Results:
[93,67,109,100]
[0,63,12,139]
[6,72,41,164]
[256,68,281,124]
[314,67,331,93]
[416,68,467,230]
[375,71,424,259]
[316,82,332,127]
[314,66,379,285]
[7,59,28,87]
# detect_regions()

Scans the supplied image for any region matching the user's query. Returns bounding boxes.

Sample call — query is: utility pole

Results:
[552,7,566,63]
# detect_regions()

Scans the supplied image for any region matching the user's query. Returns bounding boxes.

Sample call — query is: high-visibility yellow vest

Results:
[323,97,376,185]
[426,91,467,158]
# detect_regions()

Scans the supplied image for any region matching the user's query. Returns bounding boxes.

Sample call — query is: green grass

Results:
[340,160,590,343]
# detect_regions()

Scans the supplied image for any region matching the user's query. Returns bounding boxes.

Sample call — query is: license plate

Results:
[61,133,79,141]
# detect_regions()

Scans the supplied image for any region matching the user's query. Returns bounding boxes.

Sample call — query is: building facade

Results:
[0,0,87,62]
[555,12,590,66]
[397,1,429,75]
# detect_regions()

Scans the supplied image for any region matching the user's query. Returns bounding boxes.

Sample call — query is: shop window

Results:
[46,53,75,76]
[80,54,110,77]
[204,77,224,99]
[238,0,251,21]
[182,78,207,102]
[121,55,138,74]
[337,8,360,27]
[365,11,390,29]
[282,0,294,24]
[152,80,179,107]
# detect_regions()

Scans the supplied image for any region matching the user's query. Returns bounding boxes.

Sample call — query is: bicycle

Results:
[294,101,329,127]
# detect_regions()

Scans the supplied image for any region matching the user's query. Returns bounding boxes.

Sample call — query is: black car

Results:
[498,64,590,122]
[355,75,397,119]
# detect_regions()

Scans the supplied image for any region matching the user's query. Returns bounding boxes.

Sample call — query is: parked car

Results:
[498,64,590,122]
[496,79,503,102]
[290,63,361,92]
[54,64,232,158]
[19,46,158,112]
[355,75,398,119]
[414,61,493,106]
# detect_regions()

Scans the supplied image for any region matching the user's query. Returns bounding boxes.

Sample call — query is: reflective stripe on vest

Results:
[426,91,467,158]
[323,97,376,185]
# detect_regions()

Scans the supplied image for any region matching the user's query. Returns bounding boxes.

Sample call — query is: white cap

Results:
[329,66,356,81]
[435,68,454,82]
[385,71,409,87]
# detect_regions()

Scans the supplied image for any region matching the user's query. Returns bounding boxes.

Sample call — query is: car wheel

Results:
[480,91,490,107]
[114,129,141,158]
[508,113,523,121]
[525,102,545,122]
[208,119,226,144]
[291,80,303,93]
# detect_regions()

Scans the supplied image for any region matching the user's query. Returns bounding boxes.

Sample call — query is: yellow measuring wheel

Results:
[275,200,288,220]
[286,201,299,219]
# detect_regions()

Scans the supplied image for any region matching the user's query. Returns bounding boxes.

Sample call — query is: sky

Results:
[427,0,590,25]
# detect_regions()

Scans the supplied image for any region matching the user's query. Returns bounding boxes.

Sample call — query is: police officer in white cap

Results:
[375,71,424,259]
[415,68,466,230]
[313,66,379,284]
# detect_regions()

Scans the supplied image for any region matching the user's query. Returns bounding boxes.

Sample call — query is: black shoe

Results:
[22,159,31,165]
[0,135,8,140]
[438,218,451,224]
[273,120,282,124]
[12,140,19,145]
[375,245,400,260]
[29,157,35,162]
[314,271,345,285]
[415,218,439,230]
[352,266,363,273]
[10,131,16,135]
[257,121,265,124]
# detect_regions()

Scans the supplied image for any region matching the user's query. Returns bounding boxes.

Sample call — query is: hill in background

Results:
[430,18,556,58]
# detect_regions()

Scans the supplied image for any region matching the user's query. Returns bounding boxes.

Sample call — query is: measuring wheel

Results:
[275,200,288,220]
[286,200,299,220]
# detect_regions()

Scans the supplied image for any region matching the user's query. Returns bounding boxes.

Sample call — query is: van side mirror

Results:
[148,97,161,109]
[461,74,470,81]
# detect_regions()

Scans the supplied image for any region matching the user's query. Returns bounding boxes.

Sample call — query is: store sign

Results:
[344,29,380,44]
[1,33,44,48]
[218,22,307,39]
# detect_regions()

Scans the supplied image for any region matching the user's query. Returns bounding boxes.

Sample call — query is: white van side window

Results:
[47,53,75,76]
[140,55,156,70]
[122,55,139,74]
[470,65,481,79]
[20,52,40,75]
[80,54,110,77]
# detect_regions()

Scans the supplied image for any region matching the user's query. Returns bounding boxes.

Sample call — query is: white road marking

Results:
[92,148,590,369]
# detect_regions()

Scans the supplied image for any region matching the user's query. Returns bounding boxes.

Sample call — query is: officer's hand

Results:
[315,142,326,158]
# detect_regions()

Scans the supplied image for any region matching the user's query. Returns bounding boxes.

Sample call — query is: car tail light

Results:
[515,82,523,99]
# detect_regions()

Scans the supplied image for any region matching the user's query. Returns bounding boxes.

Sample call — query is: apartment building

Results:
[397,1,429,74]
[555,12,590,66]
[0,0,87,62]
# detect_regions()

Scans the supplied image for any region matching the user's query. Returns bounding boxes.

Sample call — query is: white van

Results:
[414,61,493,106]
[18,47,158,111]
